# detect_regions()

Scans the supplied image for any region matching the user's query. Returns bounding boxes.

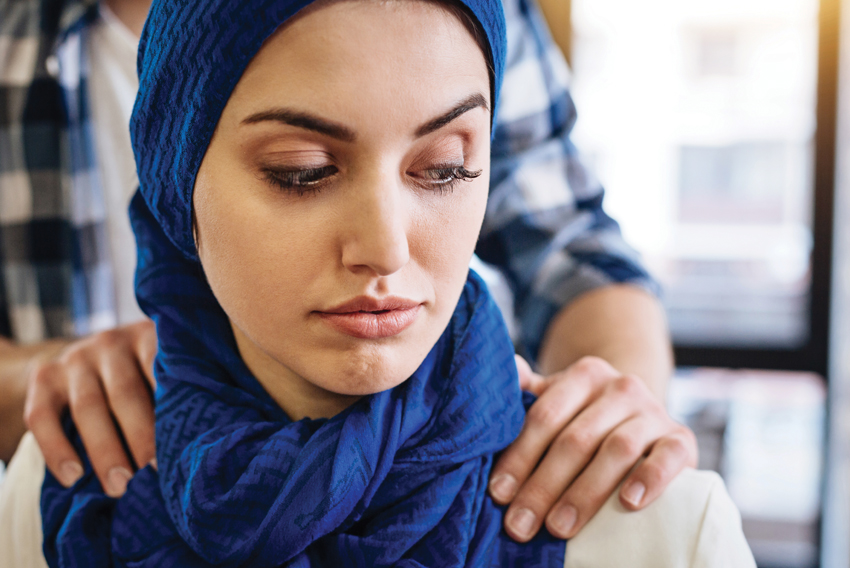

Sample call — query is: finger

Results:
[544,415,659,539]
[619,426,697,510]
[514,355,546,396]
[98,347,156,470]
[489,372,597,507]
[491,358,621,509]
[24,363,84,488]
[501,389,636,542]
[67,362,135,498]
[133,320,158,391]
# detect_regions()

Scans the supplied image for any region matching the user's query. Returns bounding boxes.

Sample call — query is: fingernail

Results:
[549,504,577,537]
[508,508,536,540]
[623,481,646,507]
[489,474,518,502]
[106,467,133,497]
[58,461,83,487]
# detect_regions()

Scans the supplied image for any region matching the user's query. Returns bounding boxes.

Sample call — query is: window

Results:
[569,0,820,352]
[693,30,739,77]
[566,0,837,563]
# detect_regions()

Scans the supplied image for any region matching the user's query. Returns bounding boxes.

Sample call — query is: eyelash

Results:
[418,165,483,194]
[264,165,338,196]
[262,164,482,196]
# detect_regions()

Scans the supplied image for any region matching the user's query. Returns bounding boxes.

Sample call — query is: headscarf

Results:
[41,0,566,566]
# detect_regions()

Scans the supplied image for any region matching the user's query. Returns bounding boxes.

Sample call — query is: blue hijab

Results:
[41,0,565,566]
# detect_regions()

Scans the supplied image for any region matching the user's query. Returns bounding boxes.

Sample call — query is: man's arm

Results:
[489,291,696,542]
[537,285,673,397]
[482,0,698,543]
[535,285,695,526]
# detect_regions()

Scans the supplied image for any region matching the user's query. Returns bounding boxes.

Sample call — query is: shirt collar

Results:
[55,0,101,45]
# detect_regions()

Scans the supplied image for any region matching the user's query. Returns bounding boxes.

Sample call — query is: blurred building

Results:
[570,0,819,347]
[557,0,830,566]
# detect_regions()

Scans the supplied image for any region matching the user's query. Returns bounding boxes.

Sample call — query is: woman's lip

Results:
[317,306,421,339]
[322,296,421,314]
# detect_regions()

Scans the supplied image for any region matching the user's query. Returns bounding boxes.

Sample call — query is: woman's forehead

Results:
[224,0,491,135]
[247,0,487,76]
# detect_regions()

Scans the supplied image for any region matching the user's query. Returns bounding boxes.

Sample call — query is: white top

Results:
[565,468,756,568]
[0,433,756,568]
[85,5,145,326]
[0,434,48,568]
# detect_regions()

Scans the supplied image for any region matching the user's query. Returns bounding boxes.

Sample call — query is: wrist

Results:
[0,338,70,462]
[537,285,673,400]
[0,338,70,394]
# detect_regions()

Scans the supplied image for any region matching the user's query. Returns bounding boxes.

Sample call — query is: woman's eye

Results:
[263,165,338,194]
[416,165,482,193]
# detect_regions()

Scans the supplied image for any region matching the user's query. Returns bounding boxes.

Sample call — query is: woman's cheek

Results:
[420,178,489,307]
[197,185,299,328]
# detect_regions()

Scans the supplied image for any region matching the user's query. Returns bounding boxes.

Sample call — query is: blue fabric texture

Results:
[42,214,565,566]
[41,0,565,565]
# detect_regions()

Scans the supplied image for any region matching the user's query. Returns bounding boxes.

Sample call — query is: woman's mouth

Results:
[317,296,422,339]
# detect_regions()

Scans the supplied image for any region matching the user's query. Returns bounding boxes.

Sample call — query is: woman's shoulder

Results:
[0,432,49,568]
[564,468,756,568]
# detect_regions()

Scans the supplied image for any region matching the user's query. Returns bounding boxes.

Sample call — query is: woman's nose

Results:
[340,176,410,276]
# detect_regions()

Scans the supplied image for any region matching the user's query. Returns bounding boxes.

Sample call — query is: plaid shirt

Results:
[0,0,656,359]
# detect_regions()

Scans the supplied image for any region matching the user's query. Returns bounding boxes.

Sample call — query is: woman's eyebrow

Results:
[240,93,488,141]
[241,109,356,142]
[415,93,489,137]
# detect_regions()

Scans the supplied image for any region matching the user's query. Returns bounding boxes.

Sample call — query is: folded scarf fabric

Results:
[42,197,565,566]
[41,0,565,565]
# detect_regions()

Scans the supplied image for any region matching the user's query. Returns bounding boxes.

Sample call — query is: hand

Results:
[24,320,157,497]
[489,355,697,542]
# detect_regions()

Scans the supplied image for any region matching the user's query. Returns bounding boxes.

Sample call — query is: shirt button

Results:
[46,55,60,78]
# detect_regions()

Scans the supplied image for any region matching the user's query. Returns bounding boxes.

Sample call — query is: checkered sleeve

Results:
[0,0,109,343]
[0,0,51,342]
[477,0,660,361]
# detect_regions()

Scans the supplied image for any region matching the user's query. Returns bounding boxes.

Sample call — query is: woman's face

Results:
[194,0,492,420]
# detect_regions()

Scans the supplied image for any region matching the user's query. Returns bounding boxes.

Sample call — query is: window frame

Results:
[549,0,841,378]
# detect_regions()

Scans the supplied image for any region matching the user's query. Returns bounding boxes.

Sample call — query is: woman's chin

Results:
[308,349,429,397]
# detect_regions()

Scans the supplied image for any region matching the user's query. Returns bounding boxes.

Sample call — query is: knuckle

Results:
[572,356,610,378]
[59,347,87,368]
[69,389,103,414]
[525,399,563,427]
[561,428,596,455]
[605,431,642,459]
[102,367,135,392]
[23,403,49,429]
[93,329,124,350]
[28,361,56,387]
[678,424,698,446]
[659,432,693,460]
[132,320,156,342]
[612,374,642,396]
[640,460,669,487]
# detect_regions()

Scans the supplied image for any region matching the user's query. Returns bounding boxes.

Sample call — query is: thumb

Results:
[514,355,548,396]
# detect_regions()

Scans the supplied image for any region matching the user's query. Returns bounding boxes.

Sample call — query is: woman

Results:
[1,0,755,565]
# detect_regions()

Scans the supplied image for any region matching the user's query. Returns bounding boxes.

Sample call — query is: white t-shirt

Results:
[0,433,756,568]
[85,5,145,326]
